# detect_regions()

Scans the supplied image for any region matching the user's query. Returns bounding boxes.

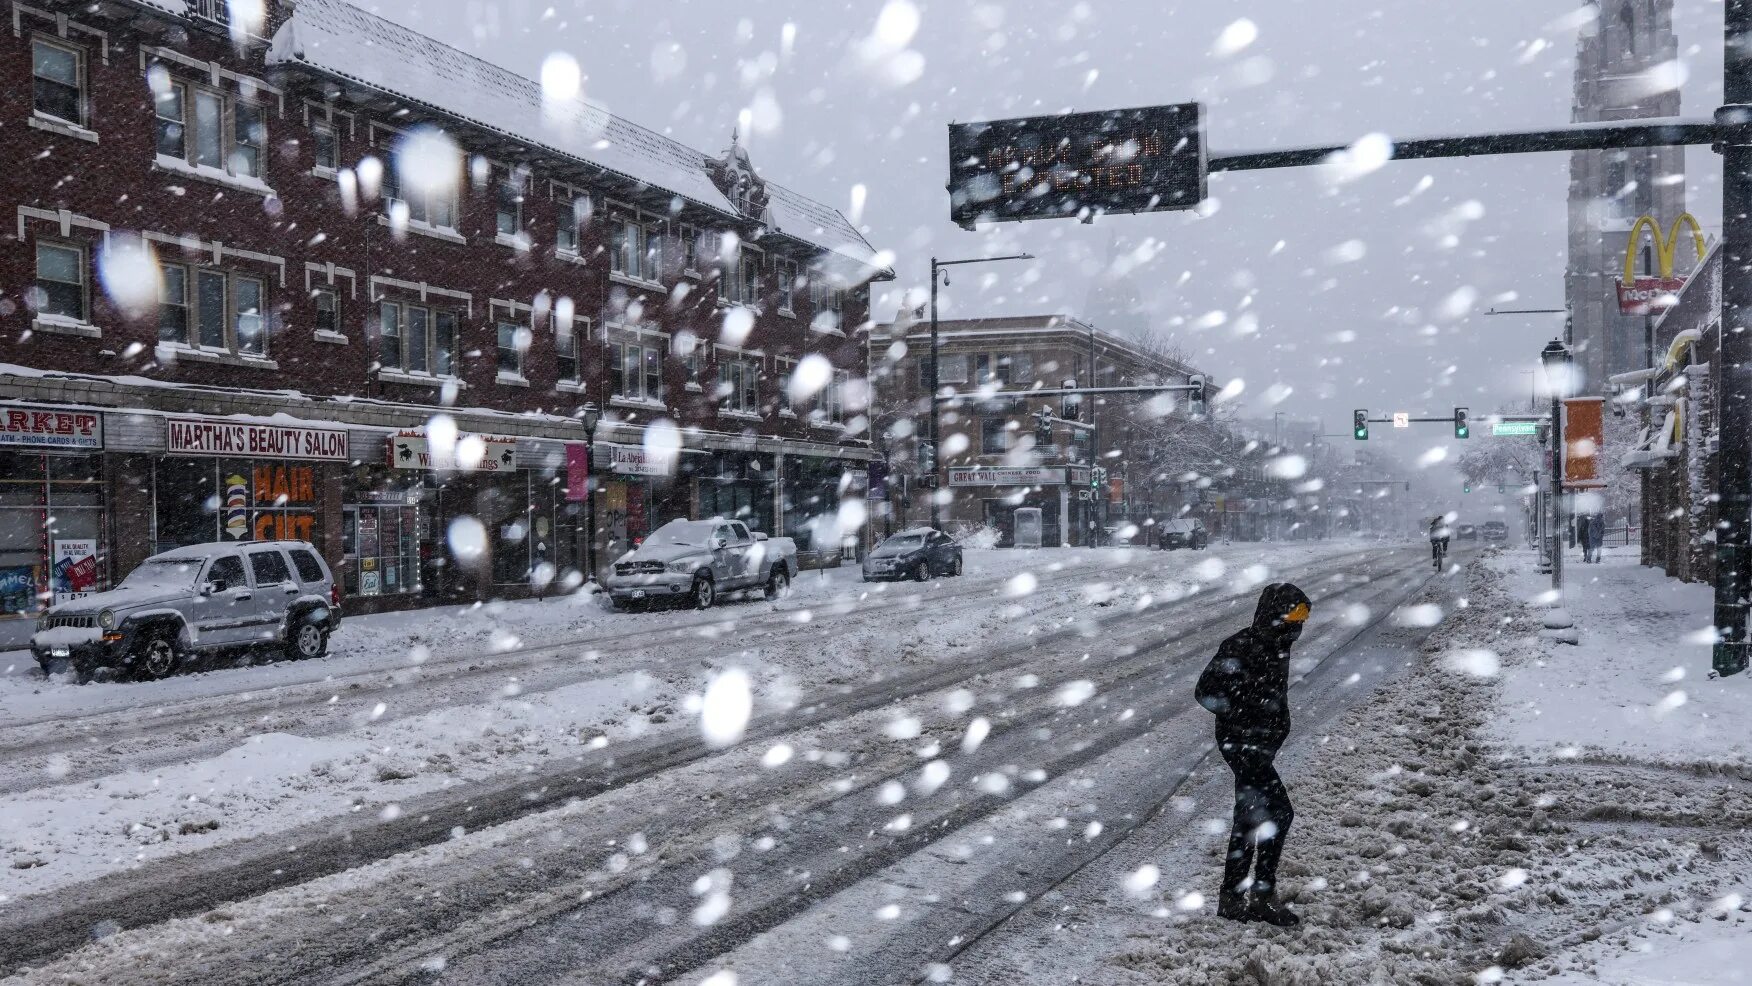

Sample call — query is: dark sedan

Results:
[1158,518,1209,550]
[863,529,963,582]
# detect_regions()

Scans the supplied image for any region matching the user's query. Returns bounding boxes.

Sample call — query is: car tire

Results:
[131,628,181,681]
[949,555,963,576]
[764,567,790,600]
[692,574,716,610]
[286,616,329,661]
[912,560,930,582]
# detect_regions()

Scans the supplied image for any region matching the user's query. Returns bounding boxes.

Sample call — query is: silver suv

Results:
[31,541,342,682]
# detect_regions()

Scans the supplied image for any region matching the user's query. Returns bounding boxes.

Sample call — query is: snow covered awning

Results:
[1621,407,1681,471]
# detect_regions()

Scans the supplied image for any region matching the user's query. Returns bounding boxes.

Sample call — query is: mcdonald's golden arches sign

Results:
[1615,213,1705,316]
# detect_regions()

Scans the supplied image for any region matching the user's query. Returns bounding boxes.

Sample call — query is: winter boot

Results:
[1248,891,1301,927]
[1217,890,1252,922]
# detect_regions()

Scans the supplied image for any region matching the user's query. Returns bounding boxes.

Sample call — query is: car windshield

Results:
[881,534,927,549]
[644,520,717,547]
[116,557,204,592]
[1163,520,1197,533]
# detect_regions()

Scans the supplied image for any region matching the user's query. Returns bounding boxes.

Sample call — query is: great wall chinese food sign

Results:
[948,103,1206,228]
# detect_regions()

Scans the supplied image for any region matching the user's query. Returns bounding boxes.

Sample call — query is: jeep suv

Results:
[31,541,341,682]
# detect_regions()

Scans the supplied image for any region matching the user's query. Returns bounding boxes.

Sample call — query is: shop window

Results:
[32,38,85,126]
[612,339,664,402]
[342,466,422,597]
[377,300,458,375]
[34,241,87,322]
[153,458,320,553]
[482,476,531,585]
[154,79,265,179]
[0,452,106,616]
[981,418,1009,455]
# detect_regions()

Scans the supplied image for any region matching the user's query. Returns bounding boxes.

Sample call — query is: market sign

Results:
[949,465,1067,487]
[1492,421,1539,437]
[167,417,348,460]
[609,445,671,477]
[390,430,518,471]
[948,103,1205,228]
[0,405,102,450]
[1616,213,1705,315]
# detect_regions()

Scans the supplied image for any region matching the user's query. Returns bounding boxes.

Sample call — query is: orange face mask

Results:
[1283,602,1311,624]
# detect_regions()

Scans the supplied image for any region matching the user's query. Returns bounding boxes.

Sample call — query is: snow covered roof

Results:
[267,0,885,274]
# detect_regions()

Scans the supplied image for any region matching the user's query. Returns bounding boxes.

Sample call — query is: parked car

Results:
[1482,521,1510,543]
[1158,518,1209,550]
[863,528,963,582]
[1103,523,1141,546]
[604,518,797,610]
[1456,524,1479,541]
[31,541,341,682]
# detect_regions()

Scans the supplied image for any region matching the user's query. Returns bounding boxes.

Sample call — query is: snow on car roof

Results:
[150,541,315,561]
[266,0,886,272]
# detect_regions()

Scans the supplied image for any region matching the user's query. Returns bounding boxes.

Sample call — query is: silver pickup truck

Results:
[604,518,797,610]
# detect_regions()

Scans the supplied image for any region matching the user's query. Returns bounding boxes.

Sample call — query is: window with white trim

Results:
[680,224,700,273]
[557,316,588,383]
[556,195,590,254]
[494,166,528,237]
[34,242,86,321]
[717,356,760,414]
[776,357,796,412]
[158,262,268,355]
[32,39,85,126]
[674,330,703,387]
[777,259,797,311]
[153,79,266,179]
[981,418,1009,455]
[312,123,337,171]
[810,369,847,426]
[382,159,457,229]
[376,300,458,375]
[611,338,664,402]
[725,251,761,305]
[496,319,529,377]
[611,218,659,281]
[312,287,339,335]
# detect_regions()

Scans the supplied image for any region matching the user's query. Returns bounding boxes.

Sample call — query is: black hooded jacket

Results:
[1195,583,1312,746]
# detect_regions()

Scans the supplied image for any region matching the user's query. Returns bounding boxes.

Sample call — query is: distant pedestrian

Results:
[1588,514,1606,563]
[1195,582,1313,926]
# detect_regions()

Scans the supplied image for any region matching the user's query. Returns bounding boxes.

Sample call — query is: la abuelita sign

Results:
[1616,213,1706,316]
[947,103,1206,228]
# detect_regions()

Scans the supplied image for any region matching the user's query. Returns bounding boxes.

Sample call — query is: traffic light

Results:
[1453,406,1470,439]
[1091,465,1107,490]
[1189,374,1208,412]
[1353,409,1369,440]
[1497,484,1506,494]
[1463,481,1472,494]
[1034,407,1054,449]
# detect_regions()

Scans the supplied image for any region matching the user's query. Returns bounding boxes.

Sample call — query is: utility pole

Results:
[1715,0,1752,676]
[926,253,1034,531]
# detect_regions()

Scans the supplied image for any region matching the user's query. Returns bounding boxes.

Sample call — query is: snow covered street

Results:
[0,539,1401,980]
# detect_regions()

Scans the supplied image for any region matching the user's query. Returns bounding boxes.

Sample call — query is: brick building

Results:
[0,0,889,644]
[871,314,1206,546]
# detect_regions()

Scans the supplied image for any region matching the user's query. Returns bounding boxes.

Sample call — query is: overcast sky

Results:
[367,0,1727,485]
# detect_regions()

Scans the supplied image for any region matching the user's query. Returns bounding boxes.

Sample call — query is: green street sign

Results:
[1492,421,1539,437]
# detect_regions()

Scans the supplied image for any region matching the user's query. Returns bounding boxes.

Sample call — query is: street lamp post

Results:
[928,253,1033,529]
[579,401,601,584]
[1541,339,1572,595]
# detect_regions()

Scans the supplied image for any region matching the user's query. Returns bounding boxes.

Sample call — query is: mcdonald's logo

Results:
[1616,213,1706,316]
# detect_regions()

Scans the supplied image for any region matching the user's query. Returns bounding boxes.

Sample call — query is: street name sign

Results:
[1492,421,1539,437]
[947,104,1206,228]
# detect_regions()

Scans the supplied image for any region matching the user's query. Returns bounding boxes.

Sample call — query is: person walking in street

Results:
[1195,582,1313,926]
[1588,513,1606,563]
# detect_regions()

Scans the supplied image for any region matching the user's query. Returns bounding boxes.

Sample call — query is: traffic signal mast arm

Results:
[930,382,1208,401]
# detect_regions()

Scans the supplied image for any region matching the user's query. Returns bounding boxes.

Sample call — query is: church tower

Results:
[1565,0,1689,391]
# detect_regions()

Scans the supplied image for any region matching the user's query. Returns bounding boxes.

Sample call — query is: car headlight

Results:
[37,613,50,631]
[666,560,696,574]
[98,609,116,630]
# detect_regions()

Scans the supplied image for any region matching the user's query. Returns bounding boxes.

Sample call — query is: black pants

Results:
[1219,736,1293,895]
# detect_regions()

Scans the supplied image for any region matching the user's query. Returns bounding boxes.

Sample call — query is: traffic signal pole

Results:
[1714,0,1752,676]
